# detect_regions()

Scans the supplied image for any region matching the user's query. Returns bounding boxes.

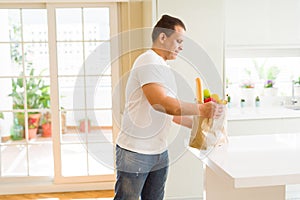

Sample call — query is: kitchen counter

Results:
[227,106,300,121]
[189,133,300,200]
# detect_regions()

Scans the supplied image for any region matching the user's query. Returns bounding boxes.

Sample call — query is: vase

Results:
[42,123,51,137]
[28,128,38,139]
[11,121,24,141]
[263,88,278,96]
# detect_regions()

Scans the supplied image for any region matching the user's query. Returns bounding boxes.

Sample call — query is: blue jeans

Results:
[114,145,169,200]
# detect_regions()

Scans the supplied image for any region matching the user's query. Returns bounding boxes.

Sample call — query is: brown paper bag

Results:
[189,110,228,150]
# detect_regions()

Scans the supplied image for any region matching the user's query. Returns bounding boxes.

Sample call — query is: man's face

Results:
[163,25,185,60]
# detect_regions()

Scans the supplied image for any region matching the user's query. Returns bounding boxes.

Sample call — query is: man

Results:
[114,14,223,200]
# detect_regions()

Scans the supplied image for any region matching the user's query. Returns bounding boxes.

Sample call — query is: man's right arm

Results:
[142,82,223,118]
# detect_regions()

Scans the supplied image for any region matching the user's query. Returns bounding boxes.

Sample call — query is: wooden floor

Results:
[0,190,114,200]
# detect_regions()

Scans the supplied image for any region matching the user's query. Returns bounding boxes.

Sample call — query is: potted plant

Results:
[8,67,50,138]
[240,80,255,107]
[241,80,255,89]
[294,76,300,96]
[263,66,280,96]
[28,115,39,139]
[41,111,51,137]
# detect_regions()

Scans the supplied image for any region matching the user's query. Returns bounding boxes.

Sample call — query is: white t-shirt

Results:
[116,50,177,154]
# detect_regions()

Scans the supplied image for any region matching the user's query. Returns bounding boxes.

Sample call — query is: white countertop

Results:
[227,107,300,120]
[189,133,300,188]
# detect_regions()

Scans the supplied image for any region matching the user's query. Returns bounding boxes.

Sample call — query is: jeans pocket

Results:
[116,145,156,173]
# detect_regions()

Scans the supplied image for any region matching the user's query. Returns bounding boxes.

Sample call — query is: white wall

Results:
[156,0,225,199]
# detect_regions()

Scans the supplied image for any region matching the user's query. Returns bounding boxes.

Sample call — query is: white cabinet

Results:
[226,0,300,46]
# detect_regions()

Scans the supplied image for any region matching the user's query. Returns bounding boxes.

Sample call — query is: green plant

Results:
[8,22,50,111]
[255,96,260,102]
[294,77,300,85]
[252,59,280,88]
[264,80,275,88]
[0,112,4,120]
[9,68,50,110]
[264,66,280,88]
[241,80,255,88]
[41,111,51,125]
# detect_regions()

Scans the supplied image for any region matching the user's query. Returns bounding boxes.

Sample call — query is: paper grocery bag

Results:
[189,111,228,150]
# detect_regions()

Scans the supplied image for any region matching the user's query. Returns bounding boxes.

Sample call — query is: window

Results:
[0,8,52,176]
[225,52,300,107]
[0,3,117,183]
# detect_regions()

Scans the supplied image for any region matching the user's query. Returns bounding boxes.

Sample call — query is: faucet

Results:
[291,80,298,105]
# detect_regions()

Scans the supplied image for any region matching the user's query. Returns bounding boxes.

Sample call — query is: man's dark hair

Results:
[151,14,186,42]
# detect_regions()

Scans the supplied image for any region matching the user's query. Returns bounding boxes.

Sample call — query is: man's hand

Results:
[199,101,224,119]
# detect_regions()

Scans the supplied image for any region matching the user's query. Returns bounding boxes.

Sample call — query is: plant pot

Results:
[28,128,38,139]
[42,123,51,137]
[28,113,41,128]
[263,88,278,96]
[79,119,91,133]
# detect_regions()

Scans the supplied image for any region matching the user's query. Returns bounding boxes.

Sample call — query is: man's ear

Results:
[158,32,167,43]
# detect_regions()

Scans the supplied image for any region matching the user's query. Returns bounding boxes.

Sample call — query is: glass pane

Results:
[27,113,42,140]
[59,77,85,110]
[26,77,50,110]
[28,143,53,176]
[10,78,25,110]
[87,128,112,143]
[0,112,14,143]
[88,143,114,175]
[40,112,52,138]
[61,110,87,143]
[1,145,28,176]
[56,8,82,41]
[57,42,84,76]
[11,112,26,142]
[0,78,14,110]
[86,76,112,109]
[23,9,48,42]
[0,9,21,42]
[84,42,111,76]
[0,44,23,76]
[225,57,300,107]
[24,43,49,76]
[83,8,110,41]
[61,144,88,176]
[87,110,112,127]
